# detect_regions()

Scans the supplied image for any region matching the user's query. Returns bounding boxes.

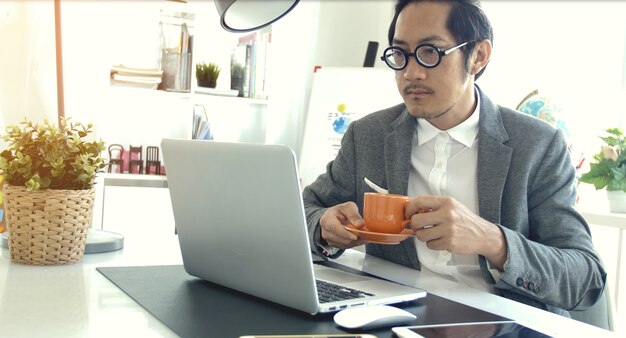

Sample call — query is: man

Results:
[302,0,606,315]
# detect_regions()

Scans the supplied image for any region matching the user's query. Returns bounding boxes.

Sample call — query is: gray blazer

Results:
[302,88,606,312]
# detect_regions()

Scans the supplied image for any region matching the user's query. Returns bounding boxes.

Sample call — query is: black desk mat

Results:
[97,263,509,338]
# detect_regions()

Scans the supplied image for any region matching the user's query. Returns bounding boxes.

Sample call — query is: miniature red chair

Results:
[128,145,143,174]
[107,144,125,173]
[145,146,161,175]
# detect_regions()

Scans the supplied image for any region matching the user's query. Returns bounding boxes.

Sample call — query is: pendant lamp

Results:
[214,0,300,32]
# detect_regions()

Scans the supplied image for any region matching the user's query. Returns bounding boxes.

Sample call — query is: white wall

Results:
[313,0,394,68]
[0,1,57,129]
[479,1,626,157]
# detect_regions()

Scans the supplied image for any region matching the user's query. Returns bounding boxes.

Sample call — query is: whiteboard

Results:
[299,67,403,187]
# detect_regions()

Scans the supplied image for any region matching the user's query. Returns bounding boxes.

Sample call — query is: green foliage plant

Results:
[579,127,626,192]
[0,118,106,191]
[196,62,220,88]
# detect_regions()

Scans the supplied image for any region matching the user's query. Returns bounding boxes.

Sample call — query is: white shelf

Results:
[577,187,626,230]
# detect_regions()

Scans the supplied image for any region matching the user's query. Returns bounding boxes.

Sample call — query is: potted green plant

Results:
[0,118,106,264]
[579,127,626,212]
[196,62,220,88]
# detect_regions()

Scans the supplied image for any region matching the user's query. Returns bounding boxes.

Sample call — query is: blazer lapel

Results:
[384,109,420,269]
[385,109,415,196]
[477,90,512,224]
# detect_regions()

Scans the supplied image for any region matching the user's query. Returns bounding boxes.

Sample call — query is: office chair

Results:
[128,145,144,174]
[569,285,614,331]
[145,146,161,175]
[107,144,125,173]
[568,254,615,332]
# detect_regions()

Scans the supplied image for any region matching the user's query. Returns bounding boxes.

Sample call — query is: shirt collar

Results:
[416,86,480,147]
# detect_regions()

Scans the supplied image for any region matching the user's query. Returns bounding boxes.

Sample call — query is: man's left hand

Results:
[405,195,507,270]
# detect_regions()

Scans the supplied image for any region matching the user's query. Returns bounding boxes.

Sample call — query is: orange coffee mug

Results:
[363,192,411,234]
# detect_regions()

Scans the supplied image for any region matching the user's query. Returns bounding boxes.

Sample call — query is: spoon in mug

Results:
[364,177,389,194]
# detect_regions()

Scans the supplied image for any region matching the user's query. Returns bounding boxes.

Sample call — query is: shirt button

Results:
[516,277,524,286]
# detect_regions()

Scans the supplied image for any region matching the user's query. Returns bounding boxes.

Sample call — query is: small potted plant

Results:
[196,62,220,88]
[579,127,626,212]
[0,118,106,264]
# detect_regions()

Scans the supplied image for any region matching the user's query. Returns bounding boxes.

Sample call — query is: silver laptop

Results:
[161,138,426,314]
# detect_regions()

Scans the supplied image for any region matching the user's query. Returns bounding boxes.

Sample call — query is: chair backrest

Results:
[146,146,159,162]
[108,144,124,159]
[569,287,614,331]
[568,261,615,331]
[129,145,143,160]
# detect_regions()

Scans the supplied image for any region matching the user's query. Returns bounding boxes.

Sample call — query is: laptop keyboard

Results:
[316,279,375,303]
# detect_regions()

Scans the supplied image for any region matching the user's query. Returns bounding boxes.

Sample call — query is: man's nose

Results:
[403,57,427,81]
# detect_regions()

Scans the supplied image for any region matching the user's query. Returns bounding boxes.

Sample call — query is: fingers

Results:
[420,236,450,251]
[406,195,457,246]
[334,202,365,228]
[413,225,450,249]
[320,202,366,249]
[406,195,502,257]
[323,227,366,249]
[405,195,451,232]
[405,195,447,218]
[409,210,440,231]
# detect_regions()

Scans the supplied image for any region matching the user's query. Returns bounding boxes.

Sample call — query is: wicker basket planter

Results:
[4,185,95,265]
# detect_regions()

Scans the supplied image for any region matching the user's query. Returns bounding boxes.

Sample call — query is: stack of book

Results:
[230,28,271,99]
[192,104,213,140]
[110,65,163,89]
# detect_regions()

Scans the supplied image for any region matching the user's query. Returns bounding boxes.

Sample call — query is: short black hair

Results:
[387,0,493,80]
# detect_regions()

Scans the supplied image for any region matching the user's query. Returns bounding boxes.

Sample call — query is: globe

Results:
[517,91,585,176]
[517,93,571,139]
[332,116,351,135]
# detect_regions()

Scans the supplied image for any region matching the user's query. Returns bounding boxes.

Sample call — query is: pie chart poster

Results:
[299,67,403,187]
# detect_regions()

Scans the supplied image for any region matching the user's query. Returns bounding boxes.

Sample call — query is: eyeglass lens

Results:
[383,45,441,70]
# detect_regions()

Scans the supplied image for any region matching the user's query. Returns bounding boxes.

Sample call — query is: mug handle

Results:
[401,199,411,228]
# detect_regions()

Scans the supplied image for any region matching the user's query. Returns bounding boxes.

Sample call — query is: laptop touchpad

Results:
[315,266,371,283]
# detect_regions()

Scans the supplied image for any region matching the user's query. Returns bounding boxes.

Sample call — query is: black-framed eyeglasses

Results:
[380,41,472,70]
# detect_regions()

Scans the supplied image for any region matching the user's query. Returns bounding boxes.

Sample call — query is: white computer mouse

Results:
[333,304,417,330]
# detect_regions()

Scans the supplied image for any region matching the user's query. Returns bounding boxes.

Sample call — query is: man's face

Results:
[393,1,475,129]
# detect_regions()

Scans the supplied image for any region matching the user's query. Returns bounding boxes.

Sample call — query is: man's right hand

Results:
[319,202,366,249]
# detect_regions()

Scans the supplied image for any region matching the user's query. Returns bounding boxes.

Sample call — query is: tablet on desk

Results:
[392,321,554,338]
[239,335,378,338]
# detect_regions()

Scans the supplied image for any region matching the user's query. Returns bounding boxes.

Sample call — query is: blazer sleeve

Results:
[302,122,358,259]
[492,129,606,311]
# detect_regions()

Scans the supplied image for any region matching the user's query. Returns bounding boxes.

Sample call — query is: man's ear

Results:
[470,39,492,76]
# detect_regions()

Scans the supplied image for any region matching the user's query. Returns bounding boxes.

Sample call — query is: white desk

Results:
[0,225,616,338]
[0,229,180,338]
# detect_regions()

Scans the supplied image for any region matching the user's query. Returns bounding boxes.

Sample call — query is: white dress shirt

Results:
[407,89,499,292]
